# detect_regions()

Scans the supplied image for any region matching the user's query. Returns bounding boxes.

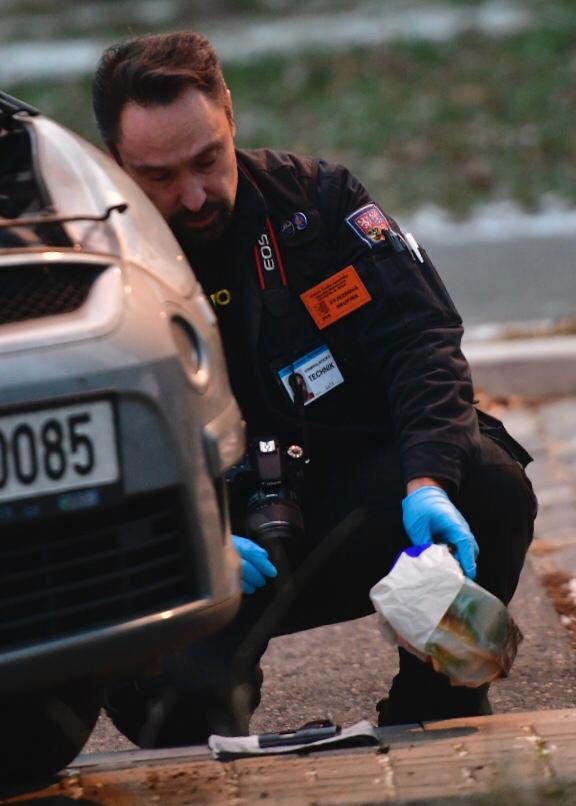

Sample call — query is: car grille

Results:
[0,262,104,325]
[0,488,198,652]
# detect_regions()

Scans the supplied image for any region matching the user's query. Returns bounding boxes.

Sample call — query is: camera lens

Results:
[245,489,304,544]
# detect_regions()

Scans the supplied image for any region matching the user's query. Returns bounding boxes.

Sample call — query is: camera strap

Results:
[254,217,288,292]
[252,216,312,465]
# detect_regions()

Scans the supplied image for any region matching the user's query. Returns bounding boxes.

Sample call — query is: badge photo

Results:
[277,345,344,406]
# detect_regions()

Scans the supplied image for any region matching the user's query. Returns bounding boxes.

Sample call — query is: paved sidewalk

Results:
[507,398,576,552]
[500,398,576,589]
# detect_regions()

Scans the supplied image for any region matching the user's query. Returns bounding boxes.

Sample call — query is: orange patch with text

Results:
[300,265,372,330]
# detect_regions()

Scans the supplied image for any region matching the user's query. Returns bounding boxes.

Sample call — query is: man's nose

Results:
[179,176,207,213]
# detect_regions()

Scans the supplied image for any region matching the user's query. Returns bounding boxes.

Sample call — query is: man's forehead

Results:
[120,89,226,134]
[128,138,224,172]
[117,91,231,162]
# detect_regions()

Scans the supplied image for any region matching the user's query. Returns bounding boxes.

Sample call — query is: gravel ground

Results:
[85,552,576,753]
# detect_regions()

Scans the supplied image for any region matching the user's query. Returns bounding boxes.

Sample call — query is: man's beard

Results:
[169,199,234,251]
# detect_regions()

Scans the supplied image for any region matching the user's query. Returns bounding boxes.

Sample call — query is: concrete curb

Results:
[466,334,576,396]
[12,709,576,804]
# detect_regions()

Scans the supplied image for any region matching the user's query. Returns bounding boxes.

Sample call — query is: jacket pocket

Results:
[476,408,533,468]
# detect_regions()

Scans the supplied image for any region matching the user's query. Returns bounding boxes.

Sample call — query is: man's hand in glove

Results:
[402,481,479,579]
[232,535,278,594]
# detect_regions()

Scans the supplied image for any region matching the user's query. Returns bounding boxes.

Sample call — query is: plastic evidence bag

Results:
[369,544,523,687]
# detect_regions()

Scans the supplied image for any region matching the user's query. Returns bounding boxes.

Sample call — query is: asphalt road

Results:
[84,554,576,755]
[425,234,576,334]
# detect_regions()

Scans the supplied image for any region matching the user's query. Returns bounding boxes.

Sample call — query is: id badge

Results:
[276,345,344,406]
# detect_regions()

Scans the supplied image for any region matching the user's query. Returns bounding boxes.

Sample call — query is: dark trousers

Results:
[105,434,537,746]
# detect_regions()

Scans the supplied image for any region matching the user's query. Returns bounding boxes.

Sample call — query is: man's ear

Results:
[225,88,236,137]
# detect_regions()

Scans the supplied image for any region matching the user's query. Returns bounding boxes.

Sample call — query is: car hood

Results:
[6,113,196,299]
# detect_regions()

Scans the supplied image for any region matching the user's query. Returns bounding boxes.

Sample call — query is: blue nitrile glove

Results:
[402,486,479,579]
[232,535,278,594]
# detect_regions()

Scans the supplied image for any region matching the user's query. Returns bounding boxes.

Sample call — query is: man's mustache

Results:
[170,201,228,228]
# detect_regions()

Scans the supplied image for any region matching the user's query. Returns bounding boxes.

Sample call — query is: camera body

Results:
[227,438,306,576]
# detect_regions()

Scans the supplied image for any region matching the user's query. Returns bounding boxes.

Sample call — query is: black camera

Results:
[226,438,306,577]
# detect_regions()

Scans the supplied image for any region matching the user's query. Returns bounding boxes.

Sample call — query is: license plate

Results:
[0,399,119,503]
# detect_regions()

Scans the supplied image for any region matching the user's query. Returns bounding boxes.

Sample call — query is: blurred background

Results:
[1,0,575,339]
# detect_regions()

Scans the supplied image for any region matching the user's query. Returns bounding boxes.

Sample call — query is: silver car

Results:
[0,92,244,778]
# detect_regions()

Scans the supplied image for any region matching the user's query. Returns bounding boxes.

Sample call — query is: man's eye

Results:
[148,172,171,183]
[196,158,216,170]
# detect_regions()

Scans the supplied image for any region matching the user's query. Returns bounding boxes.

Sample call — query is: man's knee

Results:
[456,437,537,602]
[105,660,263,748]
[458,447,536,542]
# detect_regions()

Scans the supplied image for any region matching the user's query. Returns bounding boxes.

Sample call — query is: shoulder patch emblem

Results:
[346,203,391,247]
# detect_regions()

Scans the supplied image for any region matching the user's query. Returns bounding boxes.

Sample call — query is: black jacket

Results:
[194,148,484,490]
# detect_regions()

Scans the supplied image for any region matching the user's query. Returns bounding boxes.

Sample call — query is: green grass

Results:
[8,15,576,216]
[229,23,576,214]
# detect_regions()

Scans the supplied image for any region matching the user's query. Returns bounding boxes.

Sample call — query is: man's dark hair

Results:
[92,31,230,157]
